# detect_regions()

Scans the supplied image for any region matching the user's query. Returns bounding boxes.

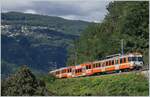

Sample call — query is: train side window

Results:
[80,69,82,72]
[86,65,88,69]
[107,61,109,66]
[86,65,91,69]
[75,69,77,73]
[102,62,105,67]
[97,63,99,67]
[105,61,106,66]
[100,63,102,67]
[122,58,124,63]
[109,60,111,65]
[95,64,97,68]
[89,65,91,69]
[69,69,71,72]
[112,60,114,65]
[124,58,126,63]
[93,64,95,68]
[98,63,101,67]
[68,69,71,73]
[120,58,122,64]
[94,64,97,68]
[106,61,108,66]
[96,63,98,67]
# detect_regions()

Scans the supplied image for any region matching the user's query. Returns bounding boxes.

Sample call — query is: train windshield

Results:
[138,57,143,61]
[128,56,143,62]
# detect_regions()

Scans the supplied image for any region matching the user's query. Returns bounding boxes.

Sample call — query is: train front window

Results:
[132,57,136,61]
[138,57,143,61]
[128,57,142,62]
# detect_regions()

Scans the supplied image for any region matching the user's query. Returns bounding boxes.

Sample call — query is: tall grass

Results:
[44,73,149,96]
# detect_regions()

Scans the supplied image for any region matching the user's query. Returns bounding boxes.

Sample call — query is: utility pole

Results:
[121,39,124,55]
[74,44,77,65]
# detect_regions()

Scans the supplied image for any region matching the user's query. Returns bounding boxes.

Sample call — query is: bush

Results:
[1,65,53,96]
[46,73,149,96]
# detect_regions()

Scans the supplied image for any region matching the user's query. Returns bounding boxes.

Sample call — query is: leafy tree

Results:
[1,65,53,96]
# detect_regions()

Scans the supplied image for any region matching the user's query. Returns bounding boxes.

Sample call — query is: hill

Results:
[44,72,149,96]
[2,12,91,36]
[1,12,91,78]
[66,1,149,66]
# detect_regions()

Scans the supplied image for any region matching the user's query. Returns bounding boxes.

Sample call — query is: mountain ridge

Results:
[1,12,91,78]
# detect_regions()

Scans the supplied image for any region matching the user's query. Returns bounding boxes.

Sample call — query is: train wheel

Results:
[124,69,129,72]
[116,70,121,73]
[119,70,122,73]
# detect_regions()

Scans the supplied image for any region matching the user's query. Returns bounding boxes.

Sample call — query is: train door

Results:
[115,57,120,71]
[82,65,86,76]
[101,61,106,72]
[85,64,93,76]
[72,68,76,77]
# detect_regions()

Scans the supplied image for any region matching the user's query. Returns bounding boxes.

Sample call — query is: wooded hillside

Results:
[67,1,149,66]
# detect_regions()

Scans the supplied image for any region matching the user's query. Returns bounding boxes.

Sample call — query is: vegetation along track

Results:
[71,68,149,79]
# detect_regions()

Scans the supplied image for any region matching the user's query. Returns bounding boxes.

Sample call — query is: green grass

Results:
[44,72,149,96]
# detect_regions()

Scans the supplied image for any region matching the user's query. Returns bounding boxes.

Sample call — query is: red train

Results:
[49,53,143,78]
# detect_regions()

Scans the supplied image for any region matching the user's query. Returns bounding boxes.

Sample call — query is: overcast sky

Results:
[1,0,111,22]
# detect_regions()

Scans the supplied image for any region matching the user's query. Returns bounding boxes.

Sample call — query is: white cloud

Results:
[24,9,37,14]
[1,0,111,22]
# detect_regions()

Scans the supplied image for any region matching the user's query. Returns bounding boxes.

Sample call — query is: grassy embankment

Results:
[42,72,149,96]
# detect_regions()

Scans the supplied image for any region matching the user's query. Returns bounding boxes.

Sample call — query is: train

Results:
[49,52,144,78]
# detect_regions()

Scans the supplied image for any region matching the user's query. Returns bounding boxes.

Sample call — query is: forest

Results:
[67,1,149,67]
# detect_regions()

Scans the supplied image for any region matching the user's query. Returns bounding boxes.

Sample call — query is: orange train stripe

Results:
[93,69,101,73]
[119,64,130,69]
[105,66,115,71]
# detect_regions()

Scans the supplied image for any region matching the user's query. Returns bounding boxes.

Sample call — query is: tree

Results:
[66,1,149,66]
[1,65,53,96]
